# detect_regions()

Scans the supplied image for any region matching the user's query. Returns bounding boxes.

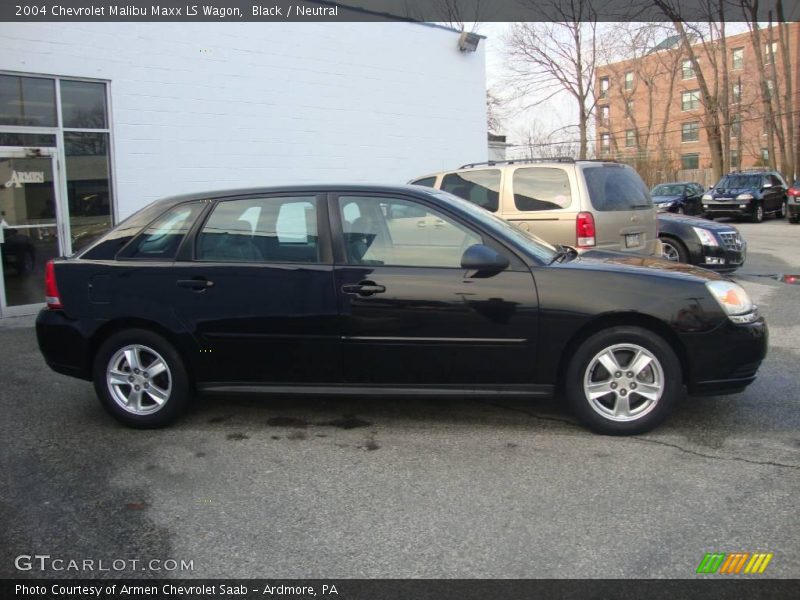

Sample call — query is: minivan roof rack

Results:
[458,157,621,169]
[459,157,575,169]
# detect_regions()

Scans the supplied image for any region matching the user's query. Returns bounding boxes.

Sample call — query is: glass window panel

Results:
[0,75,57,127]
[127,203,202,260]
[64,132,113,252]
[513,168,572,211]
[440,170,501,212]
[60,80,108,129]
[338,196,481,268]
[0,132,56,147]
[198,196,319,263]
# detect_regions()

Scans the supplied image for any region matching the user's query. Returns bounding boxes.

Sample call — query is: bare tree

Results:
[504,0,600,159]
[486,88,504,134]
[653,0,734,180]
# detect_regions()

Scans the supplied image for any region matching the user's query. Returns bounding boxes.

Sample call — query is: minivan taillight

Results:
[45,260,63,309]
[576,212,596,247]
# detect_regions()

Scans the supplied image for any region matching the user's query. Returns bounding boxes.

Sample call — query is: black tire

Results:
[750,202,764,223]
[93,329,190,428]
[703,213,715,220]
[564,326,682,435]
[776,200,786,219]
[659,236,688,263]
[790,216,799,224]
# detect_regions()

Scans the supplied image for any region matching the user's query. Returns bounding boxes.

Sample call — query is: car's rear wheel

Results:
[660,236,688,263]
[751,202,764,223]
[93,329,190,428]
[777,200,787,219]
[565,326,682,435]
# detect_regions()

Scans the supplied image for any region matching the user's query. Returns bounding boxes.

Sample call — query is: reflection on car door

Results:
[331,192,541,387]
[169,193,339,385]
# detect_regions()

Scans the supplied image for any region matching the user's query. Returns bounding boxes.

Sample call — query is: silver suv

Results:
[410,158,659,255]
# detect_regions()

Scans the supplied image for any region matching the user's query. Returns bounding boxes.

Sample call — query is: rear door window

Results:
[197,196,319,263]
[512,167,572,211]
[583,166,652,211]
[440,169,501,212]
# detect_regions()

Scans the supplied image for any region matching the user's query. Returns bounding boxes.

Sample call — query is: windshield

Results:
[428,189,558,263]
[716,175,760,189]
[651,184,685,196]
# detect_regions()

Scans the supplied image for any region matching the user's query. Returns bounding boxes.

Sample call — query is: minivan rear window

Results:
[583,166,652,211]
[441,169,501,212]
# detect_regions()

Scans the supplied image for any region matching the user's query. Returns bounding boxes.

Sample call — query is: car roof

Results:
[152,184,437,208]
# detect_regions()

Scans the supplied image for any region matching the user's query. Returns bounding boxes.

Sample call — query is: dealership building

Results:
[0,19,487,316]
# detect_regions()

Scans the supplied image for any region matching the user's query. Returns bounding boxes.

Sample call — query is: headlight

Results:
[660,201,674,207]
[702,193,712,200]
[706,281,756,322]
[736,193,754,200]
[692,227,718,246]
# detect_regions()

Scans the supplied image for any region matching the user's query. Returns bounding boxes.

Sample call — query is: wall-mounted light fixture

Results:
[458,31,481,53]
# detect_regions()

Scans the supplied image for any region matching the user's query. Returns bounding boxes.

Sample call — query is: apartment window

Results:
[681,59,695,79]
[624,71,634,91]
[625,129,636,147]
[766,79,774,100]
[599,105,609,125]
[731,117,741,138]
[599,77,609,99]
[681,153,700,170]
[761,148,769,161]
[681,90,700,111]
[731,82,742,104]
[681,122,700,142]
[732,47,744,70]
[600,133,611,153]
[765,42,777,64]
[625,99,634,117]
[730,149,740,168]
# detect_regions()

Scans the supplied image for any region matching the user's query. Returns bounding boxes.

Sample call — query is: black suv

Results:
[702,170,788,222]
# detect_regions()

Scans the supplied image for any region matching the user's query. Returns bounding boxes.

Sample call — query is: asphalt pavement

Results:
[1,217,798,579]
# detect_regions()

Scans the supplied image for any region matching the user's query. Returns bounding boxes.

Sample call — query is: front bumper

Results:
[702,200,754,217]
[696,241,746,272]
[683,316,768,396]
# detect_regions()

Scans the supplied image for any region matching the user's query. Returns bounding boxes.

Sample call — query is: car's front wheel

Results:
[93,329,190,428]
[565,326,682,435]
[751,202,764,223]
[660,236,688,263]
[777,200,787,219]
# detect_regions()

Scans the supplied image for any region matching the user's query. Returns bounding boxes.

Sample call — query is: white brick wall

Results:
[0,22,487,218]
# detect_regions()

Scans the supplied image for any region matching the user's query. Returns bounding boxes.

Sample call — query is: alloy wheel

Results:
[661,241,680,262]
[107,344,172,415]
[583,343,664,422]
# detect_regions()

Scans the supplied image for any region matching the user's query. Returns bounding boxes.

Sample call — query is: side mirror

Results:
[461,244,509,271]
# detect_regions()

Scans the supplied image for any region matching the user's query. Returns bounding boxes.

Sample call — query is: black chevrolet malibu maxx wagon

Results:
[36,185,768,435]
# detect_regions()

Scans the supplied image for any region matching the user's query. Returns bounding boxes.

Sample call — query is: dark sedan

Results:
[650,182,704,215]
[788,179,799,224]
[658,213,746,272]
[36,185,767,435]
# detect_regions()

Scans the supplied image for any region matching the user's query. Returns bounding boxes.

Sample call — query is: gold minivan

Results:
[410,159,659,255]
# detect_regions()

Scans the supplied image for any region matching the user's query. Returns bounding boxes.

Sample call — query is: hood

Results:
[657,212,740,232]
[652,195,682,203]
[565,249,728,283]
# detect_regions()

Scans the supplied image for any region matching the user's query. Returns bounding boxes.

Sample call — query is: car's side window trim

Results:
[326,190,529,271]
[185,192,332,265]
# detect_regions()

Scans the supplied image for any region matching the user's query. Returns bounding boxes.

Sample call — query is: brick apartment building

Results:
[595,22,800,186]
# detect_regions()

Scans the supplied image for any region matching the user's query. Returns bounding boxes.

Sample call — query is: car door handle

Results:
[177,278,214,291]
[341,281,386,296]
